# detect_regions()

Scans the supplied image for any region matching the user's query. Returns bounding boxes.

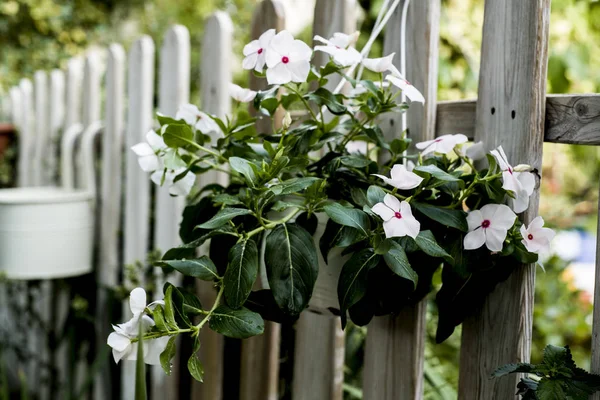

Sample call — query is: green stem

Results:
[133,328,193,343]
[285,84,320,126]
[246,208,301,238]
[181,137,227,163]
[196,284,225,331]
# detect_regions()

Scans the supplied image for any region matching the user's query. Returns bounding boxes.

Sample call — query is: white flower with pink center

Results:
[229,83,257,103]
[372,164,423,190]
[361,53,395,73]
[243,29,276,72]
[464,204,516,252]
[490,145,536,213]
[372,194,420,239]
[416,134,468,156]
[520,216,555,254]
[265,30,313,85]
[386,65,425,103]
[314,32,362,67]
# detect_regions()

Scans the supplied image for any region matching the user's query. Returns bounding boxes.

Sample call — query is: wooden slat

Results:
[436,95,600,145]
[17,78,33,187]
[33,70,49,186]
[152,24,191,400]
[458,1,550,398]
[190,12,233,400]
[364,2,440,399]
[292,312,345,400]
[94,43,126,400]
[65,58,83,128]
[236,4,284,400]
[49,70,65,184]
[122,36,155,400]
[590,180,600,399]
[9,87,21,128]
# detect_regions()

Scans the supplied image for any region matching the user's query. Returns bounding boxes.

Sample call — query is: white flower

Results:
[107,288,170,365]
[229,83,257,103]
[520,216,555,254]
[464,204,516,252]
[385,65,425,103]
[373,164,423,190]
[131,130,167,172]
[416,134,468,156]
[314,32,362,67]
[372,194,420,239]
[265,30,312,85]
[490,146,536,213]
[243,29,276,72]
[466,141,486,161]
[176,104,223,137]
[361,53,395,73]
[151,167,196,196]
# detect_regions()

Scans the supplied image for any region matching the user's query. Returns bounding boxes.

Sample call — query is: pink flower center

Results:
[282,56,289,64]
[394,212,402,219]
[258,48,263,55]
[508,167,513,174]
[481,219,491,228]
[434,138,443,143]
[527,234,533,240]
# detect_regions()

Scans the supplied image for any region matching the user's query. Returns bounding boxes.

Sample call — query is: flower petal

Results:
[490,146,510,171]
[242,53,259,70]
[137,155,160,172]
[362,53,395,73]
[466,141,486,160]
[243,39,260,56]
[258,29,276,48]
[169,171,195,196]
[508,189,530,213]
[466,210,483,231]
[146,129,166,150]
[485,228,507,252]
[175,104,200,125]
[490,204,516,230]
[112,348,130,364]
[383,193,401,212]
[400,214,420,239]
[289,39,313,61]
[372,202,395,221]
[517,171,535,196]
[129,288,147,315]
[131,142,154,157]
[267,63,292,85]
[385,75,424,103]
[464,229,486,250]
[287,61,310,83]
[529,216,544,231]
[108,332,131,353]
[269,30,294,57]
[144,337,171,366]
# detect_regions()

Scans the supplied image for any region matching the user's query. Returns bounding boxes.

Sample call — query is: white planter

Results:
[0,187,94,280]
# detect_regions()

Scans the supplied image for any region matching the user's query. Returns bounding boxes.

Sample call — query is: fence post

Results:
[458,1,551,398]
[122,36,155,400]
[189,12,233,400]
[363,1,441,399]
[65,58,83,128]
[152,24,191,400]
[33,71,49,186]
[9,87,21,129]
[235,3,285,400]
[93,43,126,400]
[49,70,65,184]
[17,78,33,187]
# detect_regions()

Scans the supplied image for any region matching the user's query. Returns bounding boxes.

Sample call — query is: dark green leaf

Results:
[319,219,362,263]
[383,241,418,288]
[414,165,459,182]
[224,240,258,309]
[306,87,347,115]
[270,177,320,195]
[229,157,259,187]
[157,113,184,126]
[209,305,265,338]
[366,185,385,207]
[159,336,177,376]
[197,208,252,229]
[162,123,194,148]
[340,155,372,168]
[161,257,220,281]
[163,286,179,331]
[188,337,204,382]
[296,212,318,236]
[338,249,380,328]
[323,203,370,236]
[536,380,566,400]
[152,305,167,331]
[265,224,319,315]
[415,231,453,263]
[492,363,535,377]
[413,202,468,232]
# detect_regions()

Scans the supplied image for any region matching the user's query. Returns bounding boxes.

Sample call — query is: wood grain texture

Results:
[240,322,281,400]
[292,311,345,400]
[590,181,600,400]
[436,95,600,145]
[458,1,551,399]
[33,71,49,186]
[364,2,440,399]
[17,78,33,187]
[48,69,65,184]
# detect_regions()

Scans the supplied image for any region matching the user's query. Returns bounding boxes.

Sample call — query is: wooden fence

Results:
[2,0,600,399]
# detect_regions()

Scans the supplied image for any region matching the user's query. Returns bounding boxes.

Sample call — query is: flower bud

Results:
[514,164,533,172]
[282,112,292,130]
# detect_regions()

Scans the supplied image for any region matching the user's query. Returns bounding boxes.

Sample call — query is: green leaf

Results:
[414,165,459,182]
[270,177,320,195]
[383,241,418,288]
[306,87,347,115]
[492,363,535,377]
[163,286,179,331]
[229,157,259,187]
[265,224,319,315]
[213,194,242,206]
[197,208,252,229]
[157,113,184,126]
[536,379,567,400]
[159,336,177,376]
[366,185,386,207]
[259,97,279,116]
[413,202,468,232]
[209,305,265,338]
[162,123,194,148]
[340,155,372,168]
[161,257,220,281]
[319,219,363,263]
[135,322,147,400]
[188,336,204,382]
[152,305,167,331]
[338,249,380,328]
[323,203,370,236]
[224,240,258,309]
[414,231,453,263]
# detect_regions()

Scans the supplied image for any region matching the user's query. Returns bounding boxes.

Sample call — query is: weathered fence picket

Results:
[122,35,155,400]
[33,71,49,186]
[458,1,551,398]
[48,69,65,185]
[17,78,33,187]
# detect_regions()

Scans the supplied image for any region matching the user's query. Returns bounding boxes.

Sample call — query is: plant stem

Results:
[195,284,225,331]
[245,208,301,238]
[133,328,194,343]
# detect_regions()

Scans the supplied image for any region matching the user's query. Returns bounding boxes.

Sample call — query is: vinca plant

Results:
[108,28,555,380]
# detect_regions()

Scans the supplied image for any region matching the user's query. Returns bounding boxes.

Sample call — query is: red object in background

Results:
[0,123,15,156]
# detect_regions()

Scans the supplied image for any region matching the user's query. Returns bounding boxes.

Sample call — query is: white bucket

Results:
[0,187,94,280]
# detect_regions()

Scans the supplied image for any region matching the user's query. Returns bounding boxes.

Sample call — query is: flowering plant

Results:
[111,29,554,378]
